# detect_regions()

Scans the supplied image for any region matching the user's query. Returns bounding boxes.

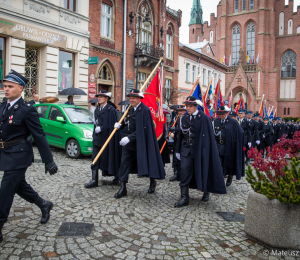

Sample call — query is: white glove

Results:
[277,139,280,142]
[248,142,252,148]
[176,153,181,160]
[256,140,260,145]
[120,137,130,146]
[95,126,101,133]
[263,134,265,138]
[114,122,121,129]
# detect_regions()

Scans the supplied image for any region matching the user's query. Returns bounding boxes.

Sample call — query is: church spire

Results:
[189,0,203,25]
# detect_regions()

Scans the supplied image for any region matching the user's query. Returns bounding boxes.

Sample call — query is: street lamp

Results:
[246,73,253,110]
[135,0,152,89]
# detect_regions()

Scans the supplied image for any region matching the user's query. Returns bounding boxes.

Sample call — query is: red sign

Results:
[89,88,96,94]
[89,94,95,99]
[89,83,96,88]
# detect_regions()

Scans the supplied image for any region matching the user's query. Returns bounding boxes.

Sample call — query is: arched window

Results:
[279,12,284,36]
[246,22,255,64]
[288,19,293,35]
[281,50,296,78]
[297,26,300,34]
[136,2,153,47]
[99,65,112,81]
[232,24,240,65]
[166,26,173,59]
[235,0,239,12]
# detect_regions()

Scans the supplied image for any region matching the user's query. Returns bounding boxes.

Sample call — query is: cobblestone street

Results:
[0,147,294,260]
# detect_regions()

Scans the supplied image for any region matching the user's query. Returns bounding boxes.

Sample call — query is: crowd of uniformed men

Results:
[0,70,299,243]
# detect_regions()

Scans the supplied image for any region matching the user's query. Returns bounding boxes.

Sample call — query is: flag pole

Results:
[92,57,164,165]
[259,94,264,116]
[160,73,202,154]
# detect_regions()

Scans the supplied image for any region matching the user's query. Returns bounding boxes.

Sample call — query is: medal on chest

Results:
[9,115,13,124]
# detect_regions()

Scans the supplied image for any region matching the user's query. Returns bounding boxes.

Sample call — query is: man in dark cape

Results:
[158,122,170,166]
[174,96,226,207]
[213,106,245,187]
[114,89,165,199]
[85,90,121,188]
[168,105,186,181]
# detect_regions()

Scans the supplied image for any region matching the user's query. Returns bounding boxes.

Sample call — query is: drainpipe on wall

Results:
[122,0,127,111]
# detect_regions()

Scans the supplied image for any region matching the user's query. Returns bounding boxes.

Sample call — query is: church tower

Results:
[189,0,203,43]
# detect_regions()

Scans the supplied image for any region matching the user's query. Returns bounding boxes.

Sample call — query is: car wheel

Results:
[66,139,81,159]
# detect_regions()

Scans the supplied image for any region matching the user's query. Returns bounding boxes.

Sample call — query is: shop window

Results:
[58,50,74,91]
[64,0,76,11]
[0,37,5,90]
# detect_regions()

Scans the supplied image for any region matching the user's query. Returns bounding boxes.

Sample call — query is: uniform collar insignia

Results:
[14,104,18,109]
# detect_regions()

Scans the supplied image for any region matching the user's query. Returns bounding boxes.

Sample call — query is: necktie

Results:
[191,115,195,124]
[3,103,10,115]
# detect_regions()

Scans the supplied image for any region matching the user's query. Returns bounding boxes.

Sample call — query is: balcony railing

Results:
[135,43,164,59]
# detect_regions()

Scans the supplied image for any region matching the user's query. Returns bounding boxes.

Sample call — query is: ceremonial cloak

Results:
[92,104,121,176]
[180,111,227,194]
[132,102,166,179]
[216,116,245,179]
[158,125,170,166]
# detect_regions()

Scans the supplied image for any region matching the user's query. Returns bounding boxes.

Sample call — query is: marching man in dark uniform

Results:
[259,117,273,157]
[85,90,121,188]
[271,118,281,145]
[169,105,186,182]
[253,113,264,152]
[213,106,245,187]
[238,109,251,164]
[174,96,226,207]
[0,70,58,243]
[113,89,165,199]
[245,111,259,161]
[286,120,294,139]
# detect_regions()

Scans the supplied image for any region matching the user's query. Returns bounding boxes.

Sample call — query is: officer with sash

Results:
[0,70,58,243]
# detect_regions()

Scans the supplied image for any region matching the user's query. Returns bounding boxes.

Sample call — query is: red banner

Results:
[141,69,164,140]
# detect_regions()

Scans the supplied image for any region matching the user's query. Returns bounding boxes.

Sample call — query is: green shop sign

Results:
[88,57,99,65]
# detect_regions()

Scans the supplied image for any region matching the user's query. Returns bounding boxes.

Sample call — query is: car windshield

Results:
[64,107,94,124]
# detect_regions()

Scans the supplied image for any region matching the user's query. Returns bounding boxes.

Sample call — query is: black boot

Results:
[169,167,179,182]
[34,196,53,224]
[85,170,98,188]
[174,185,189,207]
[111,177,120,186]
[148,178,157,194]
[0,221,4,243]
[226,175,233,187]
[114,182,127,199]
[201,192,210,202]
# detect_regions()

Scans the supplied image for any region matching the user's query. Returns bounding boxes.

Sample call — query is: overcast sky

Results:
[167,0,300,45]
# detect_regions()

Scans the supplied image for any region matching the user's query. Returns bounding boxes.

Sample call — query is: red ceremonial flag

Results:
[141,69,164,140]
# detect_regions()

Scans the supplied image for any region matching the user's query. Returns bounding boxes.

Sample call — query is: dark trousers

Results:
[220,156,225,176]
[180,153,195,187]
[91,145,109,176]
[261,139,271,156]
[0,168,38,222]
[118,146,137,183]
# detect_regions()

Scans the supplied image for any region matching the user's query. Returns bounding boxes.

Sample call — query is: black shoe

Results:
[111,177,120,186]
[148,178,157,194]
[174,185,189,207]
[226,175,233,187]
[0,221,4,243]
[34,197,54,224]
[201,192,210,202]
[85,170,98,188]
[114,182,127,199]
[169,167,179,182]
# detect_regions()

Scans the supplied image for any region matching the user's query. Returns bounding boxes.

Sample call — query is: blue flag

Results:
[269,110,274,119]
[192,83,204,112]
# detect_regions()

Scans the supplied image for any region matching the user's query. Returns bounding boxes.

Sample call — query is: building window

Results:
[232,24,240,66]
[250,0,254,9]
[165,79,171,101]
[137,72,150,90]
[101,3,112,38]
[214,73,217,87]
[235,0,239,12]
[186,63,190,82]
[166,34,173,59]
[192,66,196,83]
[242,0,246,11]
[281,50,296,78]
[210,31,213,43]
[203,68,206,86]
[208,71,211,87]
[64,0,76,11]
[284,108,286,115]
[58,50,74,91]
[279,12,284,36]
[99,65,112,81]
[0,37,5,90]
[288,108,290,115]
[247,22,255,64]
[288,19,293,35]
[137,3,152,47]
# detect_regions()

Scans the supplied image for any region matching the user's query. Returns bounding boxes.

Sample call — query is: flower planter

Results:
[245,191,300,249]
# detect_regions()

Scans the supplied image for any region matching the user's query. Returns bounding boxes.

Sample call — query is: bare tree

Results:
[162,85,182,106]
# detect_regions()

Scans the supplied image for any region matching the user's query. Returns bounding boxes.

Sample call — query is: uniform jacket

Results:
[213,117,245,179]
[246,119,259,145]
[238,118,251,143]
[0,97,53,171]
[259,124,273,143]
[93,104,121,175]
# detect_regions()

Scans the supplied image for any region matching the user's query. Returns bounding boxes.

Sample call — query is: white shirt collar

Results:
[7,96,22,109]
[100,103,108,109]
[192,110,199,116]
[134,102,141,111]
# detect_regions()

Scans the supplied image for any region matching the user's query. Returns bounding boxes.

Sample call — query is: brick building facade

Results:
[191,0,300,117]
[88,0,181,110]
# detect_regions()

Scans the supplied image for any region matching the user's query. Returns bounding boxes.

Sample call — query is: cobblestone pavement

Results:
[0,147,295,260]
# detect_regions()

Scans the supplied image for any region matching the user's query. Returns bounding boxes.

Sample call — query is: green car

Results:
[34,103,94,159]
